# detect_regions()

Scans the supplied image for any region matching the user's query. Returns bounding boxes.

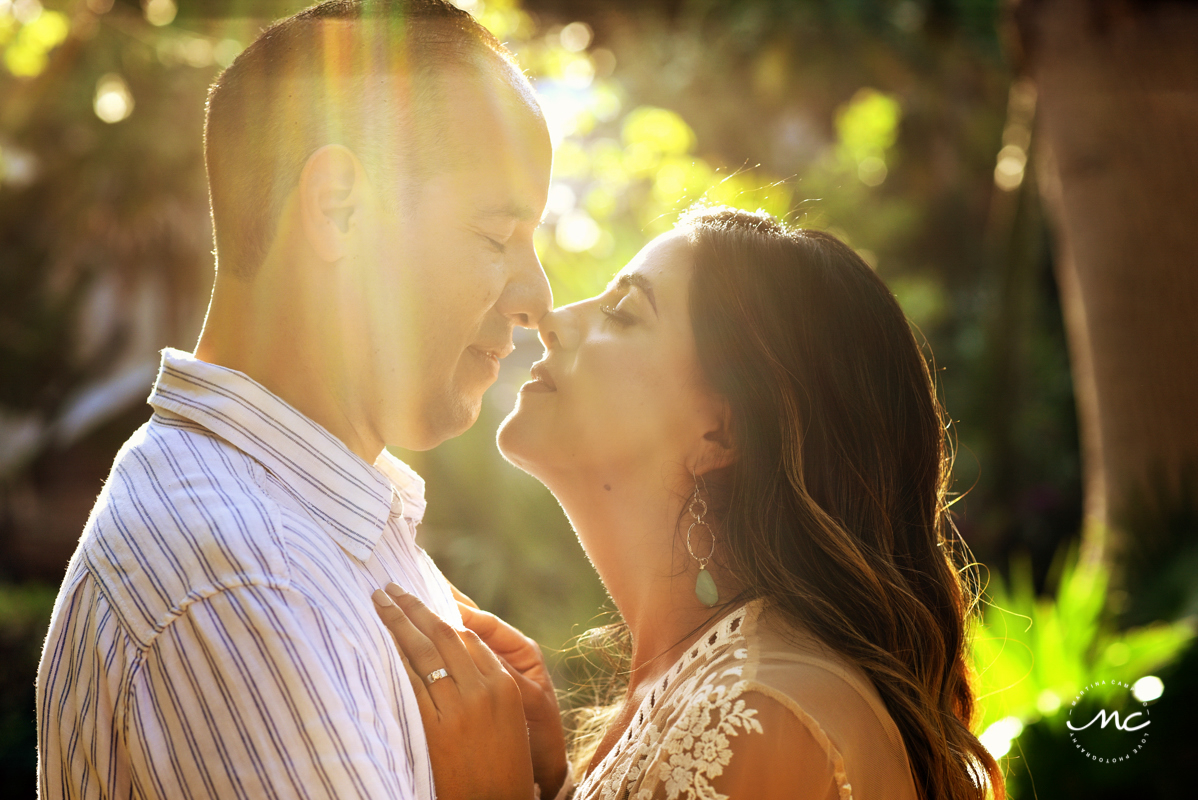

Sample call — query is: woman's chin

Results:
[496,404,546,474]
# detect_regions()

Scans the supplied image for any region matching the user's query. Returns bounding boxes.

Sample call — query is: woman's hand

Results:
[371,583,533,800]
[451,586,569,799]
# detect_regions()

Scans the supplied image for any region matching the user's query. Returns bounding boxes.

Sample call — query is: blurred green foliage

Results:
[0,6,68,77]
[0,584,57,781]
[971,538,1198,797]
[972,540,1194,754]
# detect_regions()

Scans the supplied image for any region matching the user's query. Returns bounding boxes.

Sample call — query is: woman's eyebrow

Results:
[611,273,659,316]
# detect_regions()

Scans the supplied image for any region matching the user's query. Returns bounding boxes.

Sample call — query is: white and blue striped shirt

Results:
[37,348,461,799]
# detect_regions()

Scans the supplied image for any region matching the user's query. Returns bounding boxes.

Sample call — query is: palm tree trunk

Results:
[1016,0,1198,560]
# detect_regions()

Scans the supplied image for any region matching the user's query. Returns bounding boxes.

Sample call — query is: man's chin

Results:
[413,392,481,450]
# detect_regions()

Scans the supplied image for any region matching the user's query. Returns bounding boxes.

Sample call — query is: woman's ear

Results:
[298,144,362,263]
[698,396,737,472]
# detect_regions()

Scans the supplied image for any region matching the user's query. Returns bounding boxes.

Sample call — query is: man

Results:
[36,1,555,798]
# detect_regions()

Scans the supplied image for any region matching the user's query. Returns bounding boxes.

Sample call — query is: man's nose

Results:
[499,246,553,329]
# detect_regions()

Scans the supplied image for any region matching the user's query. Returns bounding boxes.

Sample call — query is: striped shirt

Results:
[37,348,461,800]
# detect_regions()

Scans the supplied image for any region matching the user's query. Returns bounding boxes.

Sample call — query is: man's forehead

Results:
[434,130,551,219]
[403,68,550,216]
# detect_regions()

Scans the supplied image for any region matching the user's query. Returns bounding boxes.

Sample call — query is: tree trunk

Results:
[1016,0,1198,562]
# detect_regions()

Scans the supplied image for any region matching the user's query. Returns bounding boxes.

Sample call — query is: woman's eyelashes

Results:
[599,297,637,327]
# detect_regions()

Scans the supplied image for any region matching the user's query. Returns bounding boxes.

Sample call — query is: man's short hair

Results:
[204,0,521,278]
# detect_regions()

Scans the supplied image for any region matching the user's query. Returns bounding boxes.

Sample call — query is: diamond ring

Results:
[425,668,449,685]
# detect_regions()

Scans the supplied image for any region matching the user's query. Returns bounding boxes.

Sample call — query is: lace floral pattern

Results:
[654,681,764,799]
[576,605,828,800]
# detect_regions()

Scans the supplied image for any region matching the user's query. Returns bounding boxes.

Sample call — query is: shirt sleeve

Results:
[124,583,422,800]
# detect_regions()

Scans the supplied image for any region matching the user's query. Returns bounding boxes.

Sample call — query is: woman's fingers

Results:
[492,651,550,711]
[371,589,458,708]
[382,583,488,693]
[372,586,535,799]
[449,582,479,610]
[458,628,524,711]
[455,626,505,677]
[458,603,536,661]
[394,640,439,719]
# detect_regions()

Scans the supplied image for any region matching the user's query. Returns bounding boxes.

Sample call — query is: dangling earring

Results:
[687,471,719,608]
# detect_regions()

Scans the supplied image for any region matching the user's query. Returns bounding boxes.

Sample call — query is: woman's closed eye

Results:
[599,298,638,327]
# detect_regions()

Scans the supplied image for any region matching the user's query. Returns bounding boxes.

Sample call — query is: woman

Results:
[370,206,1003,800]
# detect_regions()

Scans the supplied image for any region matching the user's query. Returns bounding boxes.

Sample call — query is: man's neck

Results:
[194,272,384,466]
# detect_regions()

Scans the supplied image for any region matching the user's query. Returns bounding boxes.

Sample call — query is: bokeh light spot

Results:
[182,37,213,68]
[836,88,901,164]
[94,73,134,123]
[1036,689,1061,716]
[979,716,1024,759]
[621,106,696,157]
[1104,641,1130,666]
[1132,676,1164,702]
[858,155,888,186]
[546,182,576,218]
[562,54,595,89]
[143,0,176,28]
[556,210,601,252]
[4,6,68,77]
[0,143,38,188]
[213,38,242,68]
[12,0,41,25]
[994,144,1027,191]
[559,21,592,53]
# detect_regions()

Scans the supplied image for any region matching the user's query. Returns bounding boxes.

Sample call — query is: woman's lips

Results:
[521,361,557,393]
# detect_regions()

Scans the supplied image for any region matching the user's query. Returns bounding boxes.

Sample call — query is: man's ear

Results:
[298,144,362,263]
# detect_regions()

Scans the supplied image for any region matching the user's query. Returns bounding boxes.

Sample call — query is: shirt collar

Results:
[147,348,426,561]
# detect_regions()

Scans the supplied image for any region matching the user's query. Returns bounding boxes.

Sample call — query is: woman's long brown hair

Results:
[678,206,1002,799]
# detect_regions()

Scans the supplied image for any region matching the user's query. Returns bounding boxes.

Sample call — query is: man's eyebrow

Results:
[611,272,658,317]
[474,202,538,223]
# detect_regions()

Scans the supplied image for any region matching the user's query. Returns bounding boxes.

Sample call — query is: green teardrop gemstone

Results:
[695,568,719,607]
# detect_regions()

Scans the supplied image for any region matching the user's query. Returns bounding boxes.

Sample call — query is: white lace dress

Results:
[572,599,918,800]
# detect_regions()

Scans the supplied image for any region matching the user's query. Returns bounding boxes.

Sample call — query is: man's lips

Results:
[467,344,509,379]
[469,341,515,362]
[468,340,514,371]
[522,361,557,393]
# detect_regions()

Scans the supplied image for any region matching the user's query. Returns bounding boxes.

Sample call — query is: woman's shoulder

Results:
[633,643,845,800]
[730,601,918,800]
[575,601,917,800]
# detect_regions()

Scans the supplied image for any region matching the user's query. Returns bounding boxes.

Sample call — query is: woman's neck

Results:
[540,463,732,690]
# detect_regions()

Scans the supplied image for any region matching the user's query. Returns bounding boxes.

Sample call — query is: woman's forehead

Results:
[615,231,692,286]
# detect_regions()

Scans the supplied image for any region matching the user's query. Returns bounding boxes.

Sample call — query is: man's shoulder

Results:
[78,412,291,647]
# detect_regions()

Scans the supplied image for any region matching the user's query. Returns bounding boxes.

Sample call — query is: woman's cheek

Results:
[605,352,677,435]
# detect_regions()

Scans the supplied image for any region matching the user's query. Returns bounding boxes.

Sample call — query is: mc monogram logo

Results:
[1066,680,1155,764]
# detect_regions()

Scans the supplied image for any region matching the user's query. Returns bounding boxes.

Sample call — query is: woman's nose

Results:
[536,305,580,352]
